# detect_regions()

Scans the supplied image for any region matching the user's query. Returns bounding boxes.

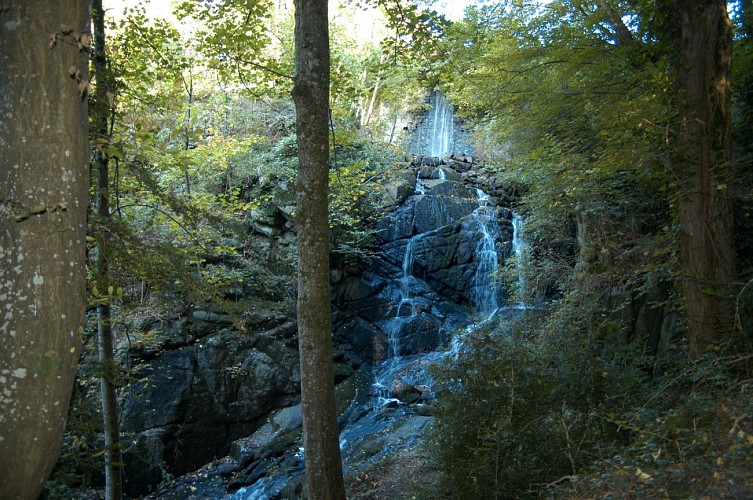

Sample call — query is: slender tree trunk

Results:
[91,1,123,497]
[184,68,193,195]
[363,76,381,128]
[292,0,346,498]
[669,0,735,357]
[0,2,89,498]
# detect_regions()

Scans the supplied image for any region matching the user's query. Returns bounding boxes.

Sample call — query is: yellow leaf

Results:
[716,456,724,466]
[716,183,728,190]
[636,468,652,481]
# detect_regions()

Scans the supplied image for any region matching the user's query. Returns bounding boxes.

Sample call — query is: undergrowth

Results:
[428,306,753,499]
[553,343,753,499]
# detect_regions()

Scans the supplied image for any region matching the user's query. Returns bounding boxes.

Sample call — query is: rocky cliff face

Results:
[116,310,301,496]
[333,158,516,366]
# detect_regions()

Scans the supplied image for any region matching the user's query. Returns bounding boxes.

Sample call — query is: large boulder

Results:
[378,313,443,356]
[119,324,300,497]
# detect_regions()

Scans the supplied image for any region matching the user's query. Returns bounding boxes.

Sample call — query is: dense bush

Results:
[428,304,648,498]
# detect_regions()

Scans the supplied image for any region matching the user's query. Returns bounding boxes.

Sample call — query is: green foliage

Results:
[232,130,397,263]
[174,0,287,98]
[429,308,648,498]
[373,0,451,66]
[329,137,397,259]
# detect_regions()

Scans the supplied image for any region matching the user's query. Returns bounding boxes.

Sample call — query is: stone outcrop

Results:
[119,314,301,497]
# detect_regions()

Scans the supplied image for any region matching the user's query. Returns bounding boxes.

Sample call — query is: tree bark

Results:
[0,2,90,498]
[292,0,346,498]
[669,0,735,357]
[91,1,123,497]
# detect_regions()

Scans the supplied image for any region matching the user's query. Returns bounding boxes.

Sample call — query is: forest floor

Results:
[344,440,446,500]
[344,432,753,500]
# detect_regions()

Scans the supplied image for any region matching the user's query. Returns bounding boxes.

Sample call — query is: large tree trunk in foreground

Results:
[292,0,346,498]
[669,0,735,357]
[91,1,123,498]
[0,2,90,498]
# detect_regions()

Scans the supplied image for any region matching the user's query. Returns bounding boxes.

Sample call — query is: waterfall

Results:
[398,237,417,317]
[415,170,426,195]
[372,233,422,403]
[471,189,500,319]
[408,91,469,157]
[429,92,453,156]
[511,213,528,309]
[235,91,493,500]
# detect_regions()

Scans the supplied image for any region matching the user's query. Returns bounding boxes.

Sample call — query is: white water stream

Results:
[408,91,470,158]
[511,213,528,309]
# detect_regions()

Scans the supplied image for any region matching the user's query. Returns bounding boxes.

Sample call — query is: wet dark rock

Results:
[381,168,416,208]
[122,428,172,497]
[121,316,195,359]
[431,166,460,181]
[334,317,388,363]
[379,314,442,355]
[413,156,441,169]
[230,404,302,468]
[119,327,300,497]
[445,157,473,172]
[393,383,423,404]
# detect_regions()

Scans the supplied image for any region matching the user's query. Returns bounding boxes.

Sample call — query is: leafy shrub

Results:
[428,306,648,499]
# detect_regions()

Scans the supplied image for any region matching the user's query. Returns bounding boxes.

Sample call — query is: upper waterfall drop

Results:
[408,91,470,158]
[429,93,453,157]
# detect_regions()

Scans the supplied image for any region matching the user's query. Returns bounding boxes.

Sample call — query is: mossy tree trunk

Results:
[0,2,90,498]
[665,0,735,357]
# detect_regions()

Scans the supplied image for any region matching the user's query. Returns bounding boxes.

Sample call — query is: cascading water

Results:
[372,235,420,403]
[429,94,453,157]
[415,170,426,195]
[511,213,528,309]
[234,92,502,500]
[471,190,501,320]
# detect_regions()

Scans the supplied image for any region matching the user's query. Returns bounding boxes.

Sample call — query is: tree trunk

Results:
[292,0,346,498]
[91,1,123,497]
[671,0,735,357]
[0,2,90,499]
